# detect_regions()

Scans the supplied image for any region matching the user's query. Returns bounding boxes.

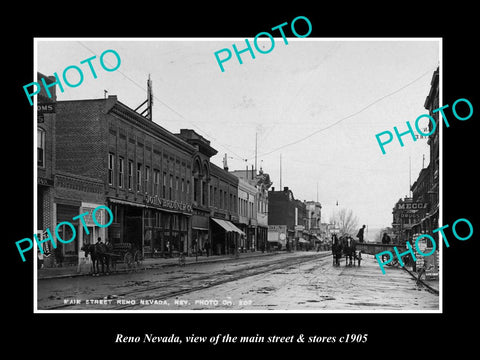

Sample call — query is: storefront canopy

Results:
[211,218,245,236]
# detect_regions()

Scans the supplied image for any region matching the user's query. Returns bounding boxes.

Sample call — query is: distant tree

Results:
[329,208,359,236]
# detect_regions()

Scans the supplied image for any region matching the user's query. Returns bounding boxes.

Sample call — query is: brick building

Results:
[268,186,299,250]
[54,95,196,261]
[37,73,57,266]
[174,129,242,255]
[209,163,242,255]
[423,67,440,238]
[229,168,270,252]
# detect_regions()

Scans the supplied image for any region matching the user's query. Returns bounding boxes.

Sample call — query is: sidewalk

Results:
[402,266,440,293]
[37,250,283,280]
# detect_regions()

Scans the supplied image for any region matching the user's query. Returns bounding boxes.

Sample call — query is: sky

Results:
[36,38,440,233]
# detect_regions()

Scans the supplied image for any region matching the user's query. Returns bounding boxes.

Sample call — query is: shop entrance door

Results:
[125,206,143,253]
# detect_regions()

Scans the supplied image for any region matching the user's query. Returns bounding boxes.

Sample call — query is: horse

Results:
[331,234,343,266]
[342,235,357,266]
[81,243,110,276]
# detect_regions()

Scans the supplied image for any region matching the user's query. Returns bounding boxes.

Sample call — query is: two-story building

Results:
[209,163,242,255]
[54,95,196,262]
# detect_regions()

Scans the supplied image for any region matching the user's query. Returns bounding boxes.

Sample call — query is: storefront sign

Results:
[38,103,56,113]
[269,225,287,233]
[396,202,428,210]
[144,194,192,213]
[37,177,54,186]
[213,211,226,219]
[375,217,474,275]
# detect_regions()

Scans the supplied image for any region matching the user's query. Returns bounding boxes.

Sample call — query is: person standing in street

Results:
[357,225,366,243]
[381,232,391,244]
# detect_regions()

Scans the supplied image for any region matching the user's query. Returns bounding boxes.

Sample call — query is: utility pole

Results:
[279,154,282,189]
[409,156,412,197]
[255,131,258,175]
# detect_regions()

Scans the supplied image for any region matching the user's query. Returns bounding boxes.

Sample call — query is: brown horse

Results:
[81,243,110,276]
[331,234,343,266]
[342,235,357,266]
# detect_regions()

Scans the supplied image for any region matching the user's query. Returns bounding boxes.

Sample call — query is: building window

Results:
[145,166,150,194]
[163,172,167,198]
[169,175,173,200]
[128,160,133,190]
[118,157,124,188]
[108,153,115,186]
[181,178,185,201]
[201,181,206,206]
[154,170,160,195]
[136,163,142,192]
[37,128,45,168]
[176,177,179,200]
[193,178,199,203]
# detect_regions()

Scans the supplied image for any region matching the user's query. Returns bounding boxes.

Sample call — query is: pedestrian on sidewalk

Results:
[37,249,44,269]
[54,244,64,267]
[205,241,210,257]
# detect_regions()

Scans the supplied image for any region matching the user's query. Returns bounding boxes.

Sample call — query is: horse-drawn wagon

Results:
[355,241,407,267]
[107,242,143,271]
[330,234,412,269]
[331,234,362,267]
[81,241,143,275]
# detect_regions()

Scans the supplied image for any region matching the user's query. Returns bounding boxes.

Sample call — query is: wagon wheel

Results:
[134,250,143,268]
[124,252,134,268]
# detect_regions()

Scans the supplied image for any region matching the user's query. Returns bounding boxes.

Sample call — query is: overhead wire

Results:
[250,64,438,160]
[76,41,247,162]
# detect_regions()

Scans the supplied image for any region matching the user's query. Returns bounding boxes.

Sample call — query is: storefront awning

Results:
[192,226,209,231]
[211,218,245,236]
[109,197,145,208]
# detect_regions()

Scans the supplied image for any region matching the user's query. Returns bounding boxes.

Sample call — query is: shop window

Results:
[56,222,78,256]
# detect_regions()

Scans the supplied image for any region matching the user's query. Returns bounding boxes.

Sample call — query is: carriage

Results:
[331,232,411,268]
[331,234,362,267]
[107,242,143,271]
[355,241,407,267]
[81,241,143,275]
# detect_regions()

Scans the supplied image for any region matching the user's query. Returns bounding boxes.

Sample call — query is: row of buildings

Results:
[37,73,327,267]
[391,67,439,278]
